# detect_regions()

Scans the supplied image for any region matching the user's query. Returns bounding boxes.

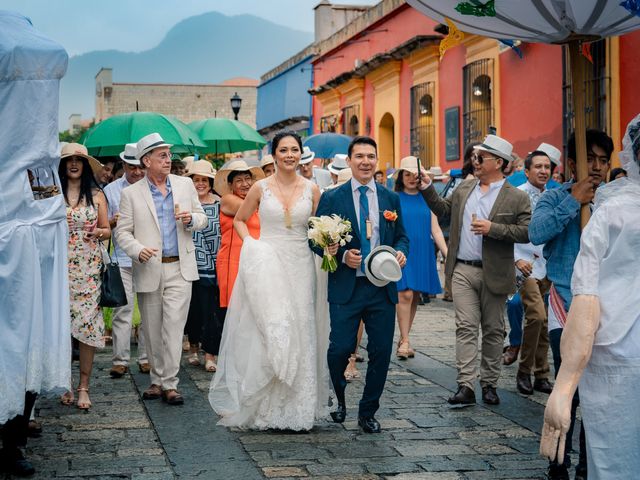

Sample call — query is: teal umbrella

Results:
[189,118,267,154]
[81,112,207,157]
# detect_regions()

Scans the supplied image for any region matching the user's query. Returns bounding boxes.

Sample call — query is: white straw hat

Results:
[364,245,402,287]
[214,159,265,196]
[135,132,173,160]
[300,146,315,165]
[536,143,562,166]
[185,160,216,179]
[61,143,103,177]
[328,154,349,175]
[475,134,513,163]
[119,143,140,166]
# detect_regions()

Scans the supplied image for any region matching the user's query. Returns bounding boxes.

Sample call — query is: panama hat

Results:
[260,154,275,168]
[135,132,173,160]
[536,143,562,166]
[393,156,425,179]
[214,159,265,196]
[328,154,348,175]
[300,146,315,165]
[119,143,140,166]
[364,245,402,287]
[326,167,352,189]
[475,134,513,163]
[61,143,103,177]
[185,160,216,179]
[426,166,449,180]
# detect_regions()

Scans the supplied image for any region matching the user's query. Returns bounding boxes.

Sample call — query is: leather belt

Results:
[161,256,179,263]
[457,258,483,268]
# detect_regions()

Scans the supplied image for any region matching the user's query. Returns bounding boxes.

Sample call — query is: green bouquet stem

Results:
[322,248,338,273]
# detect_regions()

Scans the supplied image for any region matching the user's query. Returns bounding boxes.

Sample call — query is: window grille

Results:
[410,82,436,168]
[462,58,494,145]
[342,104,359,136]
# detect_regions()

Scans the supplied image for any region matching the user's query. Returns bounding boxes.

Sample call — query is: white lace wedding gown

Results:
[209,179,333,430]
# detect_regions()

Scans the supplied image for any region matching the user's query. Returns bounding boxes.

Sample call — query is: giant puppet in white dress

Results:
[541,114,640,478]
[0,12,71,423]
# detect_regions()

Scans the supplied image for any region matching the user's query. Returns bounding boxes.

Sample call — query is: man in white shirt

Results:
[103,144,150,378]
[514,145,561,395]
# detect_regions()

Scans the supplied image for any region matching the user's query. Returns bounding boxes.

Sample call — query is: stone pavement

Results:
[25,299,573,479]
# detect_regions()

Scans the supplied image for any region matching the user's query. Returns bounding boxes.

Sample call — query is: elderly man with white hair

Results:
[115,133,207,405]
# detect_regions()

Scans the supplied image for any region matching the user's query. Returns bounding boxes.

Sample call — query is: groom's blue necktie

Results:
[358,185,370,272]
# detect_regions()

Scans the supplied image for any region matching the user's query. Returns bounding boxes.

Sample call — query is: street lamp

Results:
[230,92,242,121]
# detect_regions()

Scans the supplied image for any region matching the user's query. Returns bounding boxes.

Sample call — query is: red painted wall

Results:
[619,30,640,139]
[399,60,413,158]
[438,45,466,170]
[313,5,439,88]
[499,42,563,160]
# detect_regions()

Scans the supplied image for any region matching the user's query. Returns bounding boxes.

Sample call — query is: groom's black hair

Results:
[348,136,377,158]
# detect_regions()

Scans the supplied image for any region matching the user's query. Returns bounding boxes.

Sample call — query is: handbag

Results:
[99,238,128,308]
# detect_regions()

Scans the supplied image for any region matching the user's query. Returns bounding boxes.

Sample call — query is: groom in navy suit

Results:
[314,136,409,433]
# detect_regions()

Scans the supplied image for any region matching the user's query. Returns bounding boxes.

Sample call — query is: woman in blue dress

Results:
[393,157,447,359]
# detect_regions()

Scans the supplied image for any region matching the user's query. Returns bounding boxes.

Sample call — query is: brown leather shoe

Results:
[142,384,162,400]
[533,378,554,394]
[481,386,500,405]
[447,385,476,406]
[516,372,534,395]
[109,364,128,378]
[162,389,184,405]
[502,346,520,365]
[138,362,151,374]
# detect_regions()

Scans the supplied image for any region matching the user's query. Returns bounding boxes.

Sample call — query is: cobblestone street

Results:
[26,299,566,479]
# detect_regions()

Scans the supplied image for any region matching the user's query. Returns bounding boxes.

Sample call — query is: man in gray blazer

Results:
[116,133,207,405]
[419,135,530,406]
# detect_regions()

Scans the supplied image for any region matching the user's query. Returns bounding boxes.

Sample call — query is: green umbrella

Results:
[81,112,207,157]
[189,118,267,155]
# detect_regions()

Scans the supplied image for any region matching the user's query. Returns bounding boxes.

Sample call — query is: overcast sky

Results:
[0,0,378,56]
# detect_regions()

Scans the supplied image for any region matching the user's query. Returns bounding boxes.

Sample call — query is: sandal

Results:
[344,356,360,382]
[76,387,91,410]
[60,390,74,406]
[187,352,200,366]
[205,359,217,372]
[397,340,412,360]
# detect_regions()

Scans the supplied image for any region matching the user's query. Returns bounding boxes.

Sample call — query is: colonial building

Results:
[309,0,640,172]
[256,1,371,141]
[95,68,258,127]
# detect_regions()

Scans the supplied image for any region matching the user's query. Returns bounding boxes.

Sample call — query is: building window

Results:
[462,59,494,145]
[320,114,338,133]
[342,104,359,136]
[562,39,611,157]
[410,82,435,168]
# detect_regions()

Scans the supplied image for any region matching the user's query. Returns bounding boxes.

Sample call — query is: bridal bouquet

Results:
[308,214,353,273]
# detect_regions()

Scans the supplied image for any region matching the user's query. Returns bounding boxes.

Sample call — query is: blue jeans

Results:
[549,327,587,470]
[506,293,523,347]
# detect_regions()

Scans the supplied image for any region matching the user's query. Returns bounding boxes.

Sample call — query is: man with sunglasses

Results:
[529,129,613,480]
[419,134,531,406]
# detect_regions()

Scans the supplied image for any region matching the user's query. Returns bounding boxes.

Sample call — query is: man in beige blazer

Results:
[419,135,530,406]
[116,133,207,405]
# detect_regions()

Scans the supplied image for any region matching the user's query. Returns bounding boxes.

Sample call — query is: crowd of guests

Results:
[4,120,630,478]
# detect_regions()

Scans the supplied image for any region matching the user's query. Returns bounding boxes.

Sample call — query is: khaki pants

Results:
[137,262,192,391]
[518,277,551,379]
[111,266,148,366]
[452,263,507,389]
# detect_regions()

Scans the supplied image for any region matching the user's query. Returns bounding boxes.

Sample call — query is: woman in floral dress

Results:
[58,144,111,410]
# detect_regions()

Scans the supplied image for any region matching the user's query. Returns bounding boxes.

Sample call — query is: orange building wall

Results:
[619,30,640,137]
[499,43,564,160]
[399,60,413,158]
[438,45,466,170]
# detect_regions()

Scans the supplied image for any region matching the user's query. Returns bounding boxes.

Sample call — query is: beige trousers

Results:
[452,263,507,390]
[111,266,148,366]
[518,277,551,379]
[137,262,192,391]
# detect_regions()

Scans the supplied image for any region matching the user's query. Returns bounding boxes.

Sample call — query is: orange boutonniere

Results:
[383,210,398,222]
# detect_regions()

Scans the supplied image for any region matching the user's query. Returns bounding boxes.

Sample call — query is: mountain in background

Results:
[60,11,313,129]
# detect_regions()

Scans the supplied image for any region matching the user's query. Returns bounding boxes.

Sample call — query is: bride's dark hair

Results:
[271,130,303,155]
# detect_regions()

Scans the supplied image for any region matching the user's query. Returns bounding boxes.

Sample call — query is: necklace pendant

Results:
[284,208,292,228]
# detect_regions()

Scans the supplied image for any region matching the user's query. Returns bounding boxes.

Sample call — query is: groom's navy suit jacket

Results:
[313,181,409,305]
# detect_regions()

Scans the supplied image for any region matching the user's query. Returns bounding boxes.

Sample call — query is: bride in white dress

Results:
[209,131,333,431]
